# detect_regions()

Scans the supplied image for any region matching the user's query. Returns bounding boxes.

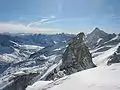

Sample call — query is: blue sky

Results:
[0,0,120,33]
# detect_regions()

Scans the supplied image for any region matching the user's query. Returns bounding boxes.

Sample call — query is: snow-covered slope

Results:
[88,32,120,66]
[26,81,53,90]
[92,43,120,66]
[26,63,120,90]
[0,40,44,63]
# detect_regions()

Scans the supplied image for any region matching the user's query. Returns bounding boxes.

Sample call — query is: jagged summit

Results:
[90,27,108,36]
[93,27,101,32]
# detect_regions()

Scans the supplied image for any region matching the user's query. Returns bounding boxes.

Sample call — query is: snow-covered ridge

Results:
[97,38,103,45]
[92,43,120,66]
[26,63,120,90]
[104,35,120,44]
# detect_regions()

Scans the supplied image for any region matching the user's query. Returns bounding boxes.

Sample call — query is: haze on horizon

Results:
[0,0,120,34]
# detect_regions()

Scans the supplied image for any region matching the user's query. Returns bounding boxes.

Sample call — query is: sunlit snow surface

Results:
[26,81,53,90]
[93,43,120,66]
[26,63,120,90]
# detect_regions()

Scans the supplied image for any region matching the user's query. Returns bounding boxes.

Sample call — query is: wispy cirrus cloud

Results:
[0,15,64,33]
[26,16,91,28]
[27,15,56,27]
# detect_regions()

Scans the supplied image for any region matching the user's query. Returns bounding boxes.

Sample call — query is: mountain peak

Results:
[90,27,108,36]
[92,27,103,33]
[86,28,109,49]
[94,27,101,31]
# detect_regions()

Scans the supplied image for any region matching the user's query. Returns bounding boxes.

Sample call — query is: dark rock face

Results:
[2,73,38,90]
[107,46,120,65]
[0,34,15,54]
[60,32,96,75]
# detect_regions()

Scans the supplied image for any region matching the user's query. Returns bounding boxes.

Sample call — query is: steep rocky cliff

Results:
[60,32,96,74]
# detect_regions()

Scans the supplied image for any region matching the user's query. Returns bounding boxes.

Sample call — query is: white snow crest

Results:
[26,63,120,90]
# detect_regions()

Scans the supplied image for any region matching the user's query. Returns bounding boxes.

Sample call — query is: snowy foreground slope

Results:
[26,63,120,90]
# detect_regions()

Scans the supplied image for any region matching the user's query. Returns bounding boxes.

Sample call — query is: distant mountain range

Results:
[0,28,120,90]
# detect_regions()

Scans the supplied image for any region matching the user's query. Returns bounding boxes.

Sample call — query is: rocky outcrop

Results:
[60,32,96,75]
[107,46,120,65]
[44,33,96,80]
